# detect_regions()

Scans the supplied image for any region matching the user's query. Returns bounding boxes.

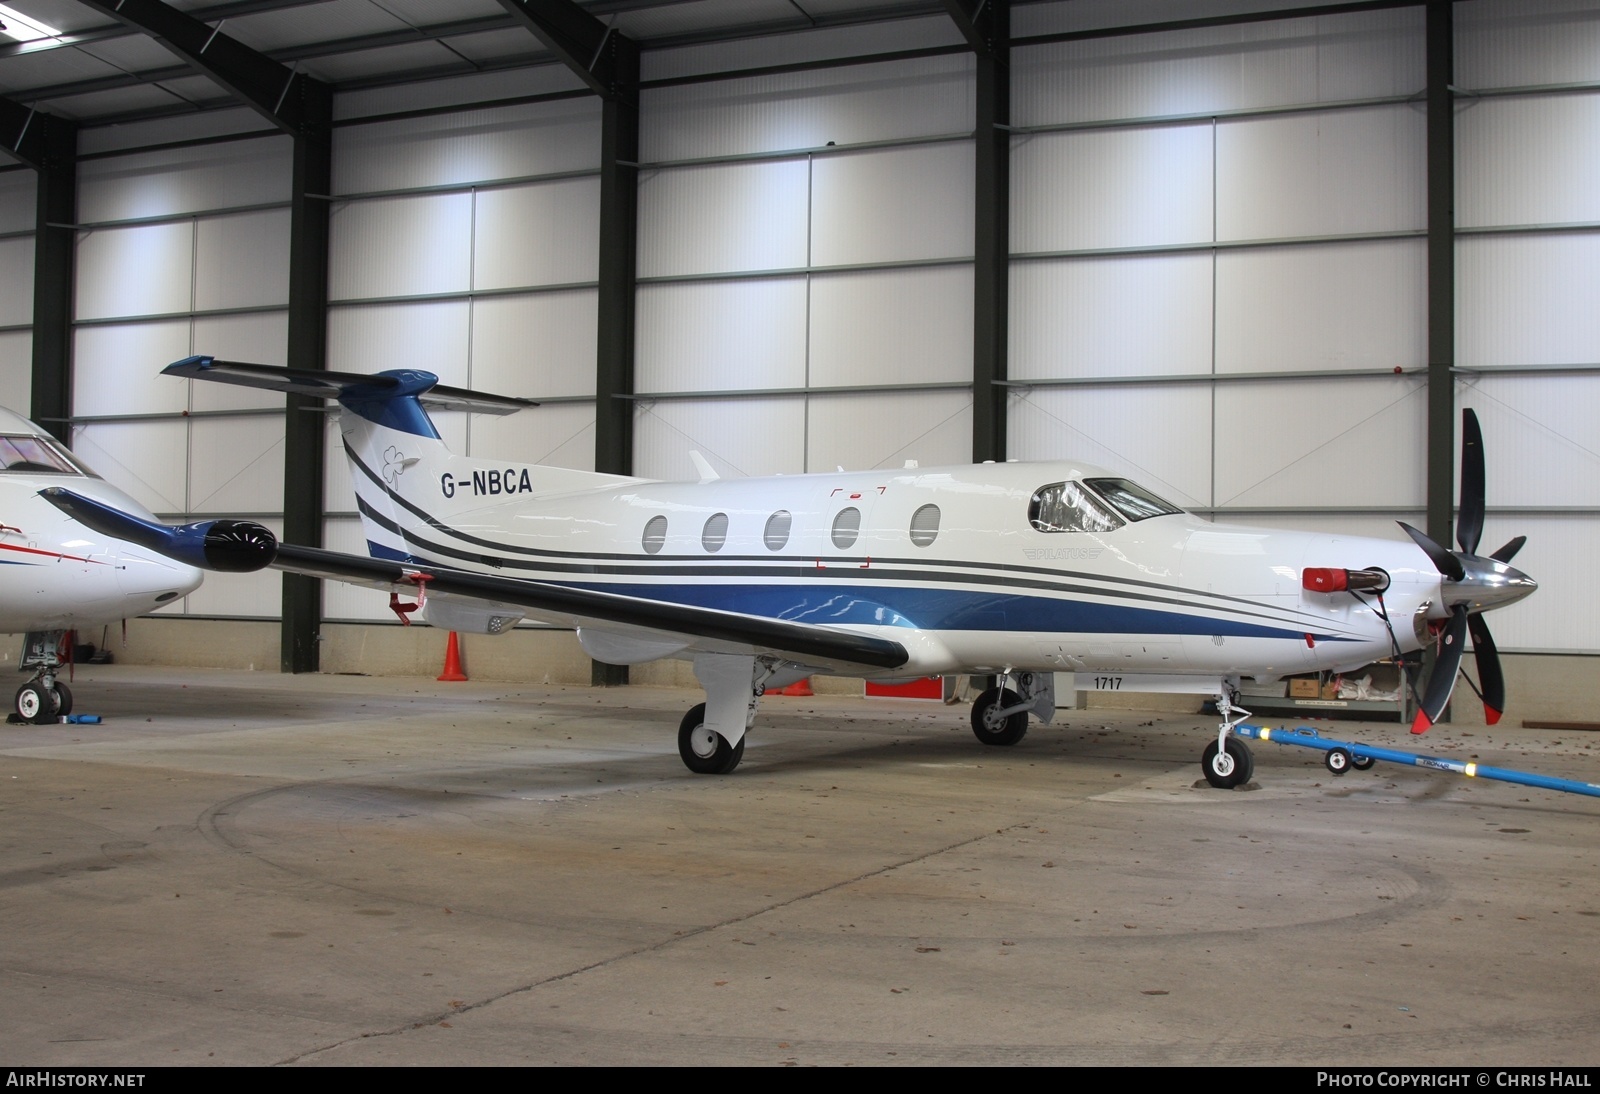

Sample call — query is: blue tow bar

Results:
[1234,724,1600,799]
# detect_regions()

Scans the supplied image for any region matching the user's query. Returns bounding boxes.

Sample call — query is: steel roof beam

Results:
[941,0,1003,55]
[72,0,329,136]
[495,0,640,104]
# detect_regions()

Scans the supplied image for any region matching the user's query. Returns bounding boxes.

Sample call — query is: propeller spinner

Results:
[1398,409,1536,734]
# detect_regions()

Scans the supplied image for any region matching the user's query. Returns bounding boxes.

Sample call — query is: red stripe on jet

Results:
[0,541,104,564]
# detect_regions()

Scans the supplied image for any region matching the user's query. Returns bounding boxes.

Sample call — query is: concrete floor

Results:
[3,666,1599,1067]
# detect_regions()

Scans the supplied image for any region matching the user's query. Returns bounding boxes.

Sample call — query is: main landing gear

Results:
[970,672,1055,748]
[675,653,776,775]
[1201,687,1254,789]
[12,630,74,726]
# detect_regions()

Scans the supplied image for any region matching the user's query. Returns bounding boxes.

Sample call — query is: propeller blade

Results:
[1466,613,1505,726]
[1458,409,1485,556]
[1399,522,1465,582]
[1490,536,1526,564]
[1411,604,1469,734]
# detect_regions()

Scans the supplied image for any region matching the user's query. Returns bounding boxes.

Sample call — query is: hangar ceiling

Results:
[1,0,1385,128]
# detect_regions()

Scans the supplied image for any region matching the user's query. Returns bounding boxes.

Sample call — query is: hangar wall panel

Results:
[0,169,36,233]
[1012,7,1424,128]
[634,397,807,481]
[808,266,972,388]
[329,192,474,301]
[1456,234,1600,368]
[1465,374,1600,508]
[76,221,196,320]
[469,402,598,474]
[1456,95,1600,229]
[71,420,189,515]
[806,389,972,473]
[1455,0,1600,89]
[192,209,292,312]
[472,178,600,290]
[640,54,974,162]
[187,313,290,411]
[72,321,192,418]
[1011,123,1214,252]
[77,135,291,222]
[809,143,973,266]
[642,14,963,82]
[1215,239,1427,373]
[637,278,808,393]
[332,98,601,194]
[1010,253,1213,380]
[0,331,30,410]
[0,235,34,326]
[327,300,472,383]
[471,291,598,400]
[1211,377,1426,510]
[1007,385,1214,510]
[188,415,285,514]
[637,160,810,278]
[1216,105,1426,239]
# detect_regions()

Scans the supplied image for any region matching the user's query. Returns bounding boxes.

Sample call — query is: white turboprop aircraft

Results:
[43,358,1536,785]
[1,405,204,722]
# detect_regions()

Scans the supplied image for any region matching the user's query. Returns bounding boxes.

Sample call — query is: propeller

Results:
[1398,409,1536,734]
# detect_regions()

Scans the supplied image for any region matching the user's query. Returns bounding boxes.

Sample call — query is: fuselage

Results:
[0,407,203,634]
[357,416,1451,682]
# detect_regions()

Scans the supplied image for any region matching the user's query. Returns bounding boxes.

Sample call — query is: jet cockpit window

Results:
[1082,478,1183,522]
[1028,482,1123,533]
[0,435,92,476]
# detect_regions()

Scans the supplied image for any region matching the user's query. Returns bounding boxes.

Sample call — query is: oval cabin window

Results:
[702,512,729,553]
[764,510,791,551]
[642,515,668,554]
[831,507,861,550]
[909,503,940,547]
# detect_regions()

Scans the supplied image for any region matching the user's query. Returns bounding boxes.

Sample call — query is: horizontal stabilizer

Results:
[162,356,537,416]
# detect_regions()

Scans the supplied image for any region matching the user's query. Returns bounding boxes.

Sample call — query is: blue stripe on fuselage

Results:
[566,581,1348,641]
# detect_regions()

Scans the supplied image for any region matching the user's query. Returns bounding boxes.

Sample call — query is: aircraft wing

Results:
[38,487,911,672]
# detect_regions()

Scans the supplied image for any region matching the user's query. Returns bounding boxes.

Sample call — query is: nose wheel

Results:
[1201,736,1254,789]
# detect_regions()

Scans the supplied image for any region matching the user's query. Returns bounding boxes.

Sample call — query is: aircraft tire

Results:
[1324,747,1352,776]
[15,683,59,725]
[971,687,1028,747]
[50,682,72,718]
[1201,737,1253,789]
[678,703,746,775]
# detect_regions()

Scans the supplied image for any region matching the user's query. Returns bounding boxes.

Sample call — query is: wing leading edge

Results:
[38,487,911,672]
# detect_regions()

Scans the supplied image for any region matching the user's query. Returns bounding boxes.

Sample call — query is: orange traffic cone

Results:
[437,631,468,681]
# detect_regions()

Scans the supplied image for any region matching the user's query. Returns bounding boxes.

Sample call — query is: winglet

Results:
[688,451,719,483]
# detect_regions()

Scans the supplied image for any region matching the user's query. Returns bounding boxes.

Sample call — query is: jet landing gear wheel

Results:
[1201,737,1254,789]
[677,703,746,775]
[971,687,1028,747]
[14,683,59,725]
[50,682,72,718]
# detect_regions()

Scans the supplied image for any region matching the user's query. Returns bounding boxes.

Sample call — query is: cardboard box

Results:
[1288,678,1319,698]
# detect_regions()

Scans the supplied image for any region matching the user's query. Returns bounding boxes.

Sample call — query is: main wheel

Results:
[1200,737,1254,789]
[971,687,1028,746]
[14,683,59,725]
[677,703,746,775]
[50,682,72,718]
[1324,747,1352,776]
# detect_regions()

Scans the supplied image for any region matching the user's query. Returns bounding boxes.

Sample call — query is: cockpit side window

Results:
[1082,477,1182,522]
[1028,481,1123,533]
[0,435,91,476]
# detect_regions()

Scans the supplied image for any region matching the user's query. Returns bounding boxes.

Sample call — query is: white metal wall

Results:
[323,96,603,620]
[633,44,976,481]
[69,114,292,619]
[1454,0,1600,652]
[1010,5,1428,524]
[0,168,34,409]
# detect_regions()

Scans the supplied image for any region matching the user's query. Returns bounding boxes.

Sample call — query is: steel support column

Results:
[1425,0,1455,546]
[28,117,76,443]
[281,85,332,674]
[948,1,1010,462]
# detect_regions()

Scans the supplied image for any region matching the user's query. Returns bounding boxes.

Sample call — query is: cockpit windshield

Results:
[0,435,98,477]
[1082,477,1183,522]
[1028,481,1123,533]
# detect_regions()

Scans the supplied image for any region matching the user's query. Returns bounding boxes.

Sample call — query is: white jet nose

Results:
[117,550,203,609]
